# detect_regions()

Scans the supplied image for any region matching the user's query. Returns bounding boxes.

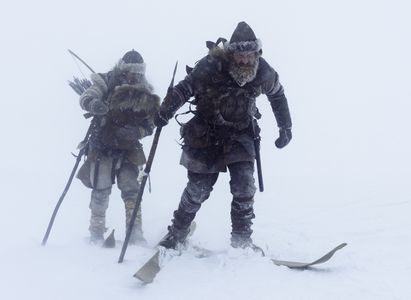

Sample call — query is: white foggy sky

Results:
[2,0,409,196]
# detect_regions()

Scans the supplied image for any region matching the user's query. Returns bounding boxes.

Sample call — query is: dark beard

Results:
[228,59,259,87]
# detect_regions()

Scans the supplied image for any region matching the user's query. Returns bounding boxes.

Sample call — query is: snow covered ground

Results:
[1,0,410,299]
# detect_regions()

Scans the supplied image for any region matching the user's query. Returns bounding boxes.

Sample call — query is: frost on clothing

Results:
[157,22,292,251]
[77,70,160,186]
[76,53,160,243]
[173,161,256,237]
[160,47,291,173]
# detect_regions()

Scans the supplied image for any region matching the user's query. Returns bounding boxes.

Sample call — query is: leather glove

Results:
[90,99,109,115]
[153,111,169,128]
[275,128,292,149]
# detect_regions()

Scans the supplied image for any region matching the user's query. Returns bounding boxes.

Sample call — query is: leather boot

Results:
[89,189,110,244]
[124,199,146,245]
[159,208,195,249]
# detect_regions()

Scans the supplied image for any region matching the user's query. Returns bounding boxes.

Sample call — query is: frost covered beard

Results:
[227,51,260,87]
[224,38,262,87]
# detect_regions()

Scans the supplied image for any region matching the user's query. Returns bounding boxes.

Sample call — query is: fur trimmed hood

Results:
[224,39,262,54]
[116,59,146,74]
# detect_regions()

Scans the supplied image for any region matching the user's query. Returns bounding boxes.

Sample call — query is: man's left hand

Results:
[275,128,292,149]
[153,111,169,128]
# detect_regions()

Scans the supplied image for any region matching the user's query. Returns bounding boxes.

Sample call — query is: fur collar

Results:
[109,84,160,114]
[208,46,230,62]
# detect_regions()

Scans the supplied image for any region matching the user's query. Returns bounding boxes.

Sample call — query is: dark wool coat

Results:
[159,47,292,173]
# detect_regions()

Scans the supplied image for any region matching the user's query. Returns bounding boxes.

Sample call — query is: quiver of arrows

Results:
[68,77,92,96]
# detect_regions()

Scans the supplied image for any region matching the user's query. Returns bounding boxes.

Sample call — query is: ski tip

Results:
[102,229,116,248]
[133,272,153,284]
[271,242,348,269]
[335,242,348,250]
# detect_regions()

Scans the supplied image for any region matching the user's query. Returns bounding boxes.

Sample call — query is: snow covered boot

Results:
[230,234,265,256]
[89,219,106,245]
[89,189,110,244]
[124,199,146,245]
[230,196,264,255]
[158,208,195,249]
[158,228,184,250]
